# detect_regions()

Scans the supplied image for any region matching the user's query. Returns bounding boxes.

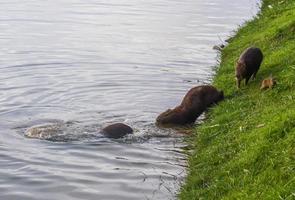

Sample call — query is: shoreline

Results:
[179,0,295,199]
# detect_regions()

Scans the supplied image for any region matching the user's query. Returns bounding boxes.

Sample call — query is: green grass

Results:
[179,0,295,199]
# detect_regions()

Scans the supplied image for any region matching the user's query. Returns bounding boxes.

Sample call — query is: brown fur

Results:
[156,85,224,127]
[260,76,276,90]
[101,123,133,139]
[235,47,263,88]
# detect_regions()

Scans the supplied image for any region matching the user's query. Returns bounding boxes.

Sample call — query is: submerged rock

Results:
[101,123,133,139]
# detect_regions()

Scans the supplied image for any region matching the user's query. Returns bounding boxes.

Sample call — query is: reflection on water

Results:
[0,0,259,199]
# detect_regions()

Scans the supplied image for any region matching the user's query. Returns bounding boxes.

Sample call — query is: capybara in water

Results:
[101,123,133,139]
[235,47,263,88]
[156,85,224,126]
[260,76,276,90]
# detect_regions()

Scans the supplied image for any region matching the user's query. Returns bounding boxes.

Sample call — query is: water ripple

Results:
[0,0,259,199]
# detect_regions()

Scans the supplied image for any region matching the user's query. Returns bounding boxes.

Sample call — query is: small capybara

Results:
[101,123,133,139]
[156,85,224,126]
[235,47,263,88]
[260,76,276,90]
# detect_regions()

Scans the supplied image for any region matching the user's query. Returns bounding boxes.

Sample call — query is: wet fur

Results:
[156,85,224,126]
[102,123,133,139]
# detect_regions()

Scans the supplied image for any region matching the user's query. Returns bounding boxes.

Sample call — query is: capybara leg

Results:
[252,71,257,80]
[245,76,251,85]
[236,78,241,89]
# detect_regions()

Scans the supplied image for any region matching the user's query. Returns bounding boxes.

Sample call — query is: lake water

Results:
[0,0,259,199]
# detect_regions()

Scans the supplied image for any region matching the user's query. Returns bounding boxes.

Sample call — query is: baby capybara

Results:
[101,123,133,139]
[156,85,224,126]
[235,47,263,88]
[260,76,276,90]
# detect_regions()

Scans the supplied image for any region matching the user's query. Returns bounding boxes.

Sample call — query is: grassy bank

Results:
[180,0,295,199]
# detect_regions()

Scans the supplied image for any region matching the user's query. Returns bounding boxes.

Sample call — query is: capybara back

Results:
[235,47,263,88]
[156,85,224,126]
[101,123,133,139]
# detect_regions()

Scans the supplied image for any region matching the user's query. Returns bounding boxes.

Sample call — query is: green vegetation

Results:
[180,0,295,199]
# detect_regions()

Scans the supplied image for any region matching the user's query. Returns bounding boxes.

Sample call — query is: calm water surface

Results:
[0,0,259,199]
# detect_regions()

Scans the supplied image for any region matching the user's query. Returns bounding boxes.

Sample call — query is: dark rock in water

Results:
[235,47,263,88]
[156,85,224,127]
[101,123,133,139]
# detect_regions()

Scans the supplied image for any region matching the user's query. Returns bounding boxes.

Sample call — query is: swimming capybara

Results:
[260,76,276,90]
[156,85,224,126]
[235,47,263,88]
[101,123,133,139]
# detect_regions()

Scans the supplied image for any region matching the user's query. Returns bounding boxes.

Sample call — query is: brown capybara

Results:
[235,47,263,88]
[260,76,276,90]
[156,85,224,127]
[101,123,133,139]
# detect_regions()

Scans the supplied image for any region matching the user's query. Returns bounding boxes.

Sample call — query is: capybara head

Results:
[156,85,224,127]
[217,90,224,102]
[101,123,133,139]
